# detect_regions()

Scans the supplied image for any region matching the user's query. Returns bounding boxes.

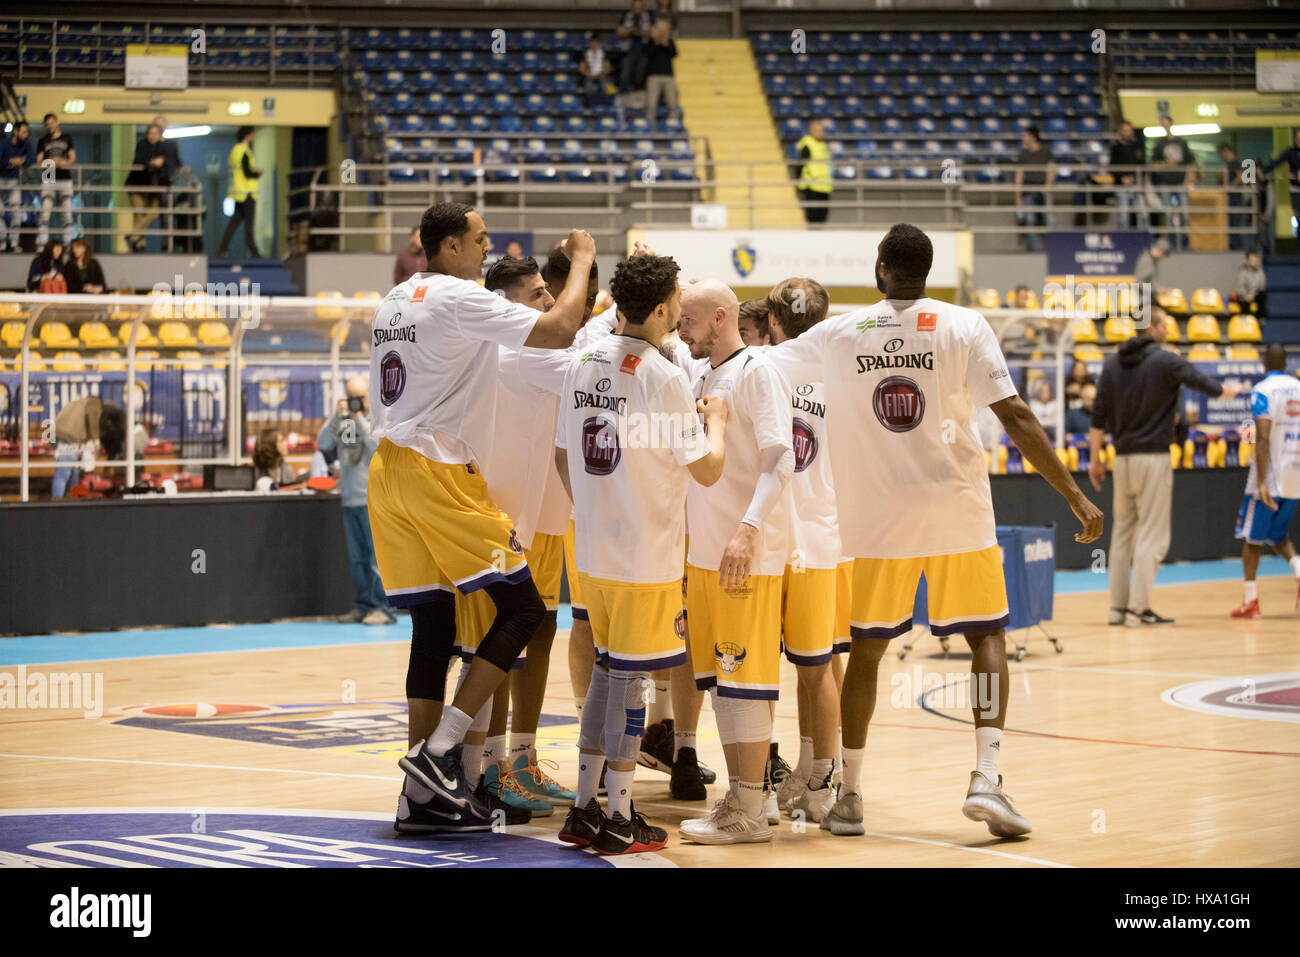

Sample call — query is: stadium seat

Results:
[176,349,204,370]
[38,322,78,350]
[1186,314,1222,342]
[1191,287,1226,313]
[78,321,115,348]
[118,322,160,347]
[15,350,46,371]
[53,351,85,371]
[315,292,346,320]
[975,288,1002,309]
[1103,317,1136,342]
[1187,343,1220,361]
[199,322,232,347]
[1070,319,1098,343]
[1157,288,1188,313]
[1164,317,1181,342]
[1228,344,1260,361]
[158,321,198,348]
[1228,315,1262,342]
[1,321,25,349]
[94,351,125,372]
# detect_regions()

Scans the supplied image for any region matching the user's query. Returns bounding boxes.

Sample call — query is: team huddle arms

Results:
[366,203,1103,852]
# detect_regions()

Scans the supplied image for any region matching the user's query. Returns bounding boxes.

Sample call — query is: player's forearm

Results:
[691,419,727,486]
[996,397,1090,507]
[1088,427,1105,462]
[526,251,596,350]
[741,445,794,529]
[1254,419,1272,487]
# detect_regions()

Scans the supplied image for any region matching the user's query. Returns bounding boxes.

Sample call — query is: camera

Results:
[347,396,366,413]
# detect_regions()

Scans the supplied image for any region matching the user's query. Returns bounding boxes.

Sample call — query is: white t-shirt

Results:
[765,298,1016,559]
[1247,370,1300,500]
[786,380,843,569]
[676,345,795,577]
[555,335,710,583]
[369,273,540,465]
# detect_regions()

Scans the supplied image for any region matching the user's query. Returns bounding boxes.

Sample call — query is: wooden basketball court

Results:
[2,570,1297,869]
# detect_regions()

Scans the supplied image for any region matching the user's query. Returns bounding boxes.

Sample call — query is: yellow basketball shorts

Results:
[368,439,530,608]
[781,565,837,666]
[562,519,586,620]
[579,573,687,673]
[850,546,1009,641]
[528,531,565,615]
[686,564,782,700]
[834,560,853,654]
[451,588,523,670]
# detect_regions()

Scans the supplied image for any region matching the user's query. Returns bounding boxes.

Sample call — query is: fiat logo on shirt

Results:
[581,414,621,475]
[379,351,407,406]
[873,375,925,432]
[792,417,818,472]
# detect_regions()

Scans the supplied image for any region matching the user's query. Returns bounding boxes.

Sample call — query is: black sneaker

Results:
[769,743,793,787]
[590,803,668,855]
[670,746,708,801]
[475,775,531,825]
[558,798,604,847]
[394,789,493,833]
[1136,608,1174,625]
[638,718,676,772]
[398,741,491,823]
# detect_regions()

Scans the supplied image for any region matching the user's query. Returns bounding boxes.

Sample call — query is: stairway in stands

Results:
[207,259,299,297]
[675,38,804,230]
[1261,254,1300,343]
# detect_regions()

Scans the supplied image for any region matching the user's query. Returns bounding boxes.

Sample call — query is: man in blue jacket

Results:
[0,121,36,252]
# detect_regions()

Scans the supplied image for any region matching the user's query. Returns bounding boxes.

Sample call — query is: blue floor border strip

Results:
[0,559,1289,666]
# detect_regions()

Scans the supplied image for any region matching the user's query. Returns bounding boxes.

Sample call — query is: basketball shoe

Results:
[820,785,865,836]
[679,791,772,845]
[591,804,669,855]
[1230,598,1261,619]
[558,798,604,847]
[961,771,1032,837]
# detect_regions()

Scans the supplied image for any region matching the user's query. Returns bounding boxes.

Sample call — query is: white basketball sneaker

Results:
[679,792,773,845]
[792,779,836,823]
[962,771,1032,837]
[775,772,808,812]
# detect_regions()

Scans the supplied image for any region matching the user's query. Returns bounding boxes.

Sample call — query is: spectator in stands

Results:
[35,113,76,248]
[1216,142,1249,251]
[1134,238,1169,298]
[318,374,395,626]
[26,240,64,292]
[1262,128,1300,239]
[64,237,105,294]
[616,0,653,92]
[796,118,833,225]
[252,428,295,486]
[393,226,423,285]
[504,240,525,259]
[1088,305,1236,627]
[1,121,35,253]
[171,166,203,253]
[1232,250,1266,315]
[151,115,184,178]
[51,396,123,498]
[215,126,263,260]
[1029,379,1058,432]
[1150,115,1197,251]
[644,20,679,125]
[1065,382,1096,436]
[579,32,612,108]
[1009,284,1032,309]
[653,0,678,30]
[736,297,771,346]
[125,123,171,253]
[1109,120,1146,230]
[1065,357,1095,403]
[1014,125,1054,252]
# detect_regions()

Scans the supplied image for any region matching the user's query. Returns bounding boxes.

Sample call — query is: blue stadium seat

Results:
[447,71,472,92]
[974,95,998,117]
[914,117,937,135]
[523,93,548,113]
[1045,116,1068,136]
[874,95,898,117]
[846,117,871,136]
[497,114,523,133]
[491,93,516,114]
[902,74,925,95]
[413,70,437,92]
[466,115,491,134]
[969,74,991,95]
[434,114,459,133]
[906,95,932,117]
[457,93,481,114]
[530,115,557,134]
[947,116,971,135]
[880,117,904,136]
[935,74,958,96]
[563,116,587,133]
[483,71,507,92]
[979,117,1004,135]
[1040,94,1063,116]
[1077,116,1102,135]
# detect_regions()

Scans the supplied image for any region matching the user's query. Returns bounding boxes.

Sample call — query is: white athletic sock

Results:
[426,706,472,757]
[1244,579,1258,602]
[795,735,814,783]
[674,729,696,756]
[647,681,672,724]
[576,754,603,808]
[605,768,634,820]
[841,744,866,797]
[810,757,833,788]
[486,734,508,768]
[510,732,535,764]
[462,744,484,783]
[729,775,739,795]
[736,780,764,820]
[1290,555,1300,577]
[975,726,1002,782]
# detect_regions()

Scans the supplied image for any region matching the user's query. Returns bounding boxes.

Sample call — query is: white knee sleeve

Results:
[605,671,651,763]
[717,696,771,744]
[711,686,736,745]
[577,663,610,752]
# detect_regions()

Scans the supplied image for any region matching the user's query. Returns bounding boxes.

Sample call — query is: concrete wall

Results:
[0,254,208,293]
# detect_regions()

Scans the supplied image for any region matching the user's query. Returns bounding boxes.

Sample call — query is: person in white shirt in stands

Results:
[765,223,1102,839]
[579,32,611,108]
[554,252,729,854]
[366,201,597,835]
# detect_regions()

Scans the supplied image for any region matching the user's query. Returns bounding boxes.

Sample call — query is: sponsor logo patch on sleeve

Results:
[917,312,937,332]
[411,285,428,303]
[620,353,642,375]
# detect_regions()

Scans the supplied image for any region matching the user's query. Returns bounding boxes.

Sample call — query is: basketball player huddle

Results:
[367,202,1104,855]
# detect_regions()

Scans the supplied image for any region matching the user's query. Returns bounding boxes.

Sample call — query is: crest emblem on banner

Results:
[259,380,288,408]
[731,242,756,279]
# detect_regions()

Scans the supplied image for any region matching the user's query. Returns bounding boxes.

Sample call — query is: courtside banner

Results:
[1045,231,1150,284]
[627,229,967,287]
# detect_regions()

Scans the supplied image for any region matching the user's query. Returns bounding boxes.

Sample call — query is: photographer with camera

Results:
[318,374,395,625]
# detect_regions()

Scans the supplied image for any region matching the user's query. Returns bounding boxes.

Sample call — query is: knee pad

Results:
[577,664,610,752]
[605,671,651,763]
[405,597,455,700]
[717,696,771,744]
[476,580,546,671]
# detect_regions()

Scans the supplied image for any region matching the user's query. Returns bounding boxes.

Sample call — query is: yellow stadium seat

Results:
[133,349,159,369]
[1073,344,1104,362]
[52,351,85,371]
[1103,317,1135,342]
[1187,343,1220,361]
[78,321,115,348]
[1186,315,1222,342]
[148,289,178,320]
[1164,317,1181,342]
[1157,288,1188,313]
[1228,344,1259,361]
[16,350,45,371]
[1,320,25,349]
[198,321,232,347]
[1041,286,1074,315]
[1075,285,1101,319]
[38,322,77,349]
[1227,315,1262,342]
[119,322,160,347]
[158,321,198,348]
[94,351,125,371]
[176,349,204,370]
[315,291,346,320]
[110,299,136,321]
[1170,443,1181,468]
[1004,289,1040,309]
[1191,288,1225,314]
[0,301,28,320]
[354,290,383,303]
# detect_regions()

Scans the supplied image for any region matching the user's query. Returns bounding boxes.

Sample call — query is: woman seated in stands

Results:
[26,240,64,292]
[1064,358,1095,405]
[252,428,296,487]
[64,237,106,294]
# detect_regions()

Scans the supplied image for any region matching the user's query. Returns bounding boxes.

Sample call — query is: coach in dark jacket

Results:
[1088,306,1235,627]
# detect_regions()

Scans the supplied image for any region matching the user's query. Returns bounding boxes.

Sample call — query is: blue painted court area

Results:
[0,561,1287,666]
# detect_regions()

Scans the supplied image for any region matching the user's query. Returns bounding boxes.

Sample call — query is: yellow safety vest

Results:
[796,135,832,194]
[227,142,259,201]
